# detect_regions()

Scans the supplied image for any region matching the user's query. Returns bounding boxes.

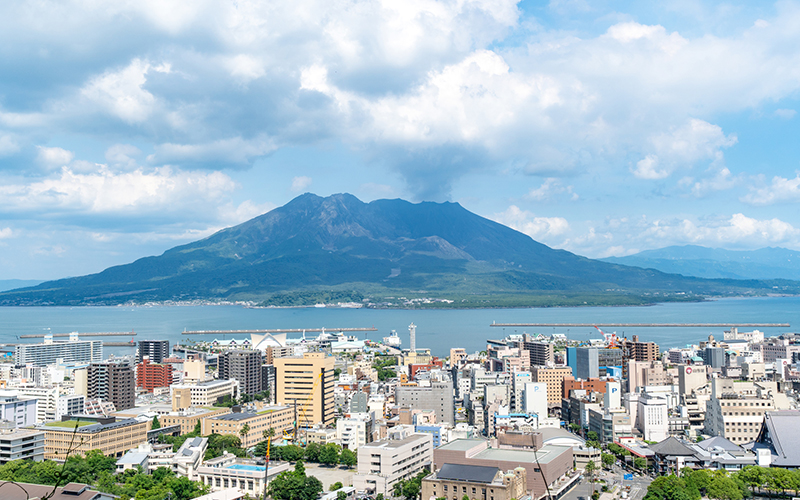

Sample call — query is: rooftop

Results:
[0,481,103,500]
[436,464,500,484]
[362,433,431,449]
[213,412,258,422]
[437,438,487,451]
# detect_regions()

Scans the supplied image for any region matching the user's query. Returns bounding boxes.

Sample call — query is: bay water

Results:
[1,296,799,357]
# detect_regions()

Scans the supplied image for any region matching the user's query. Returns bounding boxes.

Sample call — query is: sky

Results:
[3,1,800,280]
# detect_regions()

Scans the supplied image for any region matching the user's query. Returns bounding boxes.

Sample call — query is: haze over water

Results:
[2,296,799,357]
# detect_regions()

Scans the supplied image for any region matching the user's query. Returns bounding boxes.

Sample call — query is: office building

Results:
[171,379,240,409]
[531,366,573,408]
[598,348,623,369]
[353,433,434,496]
[219,349,263,396]
[523,340,554,366]
[274,352,335,427]
[336,413,373,450]
[14,334,102,367]
[0,429,45,464]
[136,359,173,392]
[262,364,276,402]
[137,340,169,364]
[705,379,786,444]
[88,361,135,411]
[702,347,725,369]
[396,382,454,425]
[203,406,294,447]
[40,415,148,459]
[159,407,231,435]
[576,348,599,380]
[0,391,38,427]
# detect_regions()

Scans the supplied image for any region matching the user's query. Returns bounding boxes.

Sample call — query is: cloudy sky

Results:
[2,0,800,280]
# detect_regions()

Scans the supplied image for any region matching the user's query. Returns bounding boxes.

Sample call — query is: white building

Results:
[637,393,668,442]
[522,382,548,418]
[0,429,45,464]
[170,379,240,407]
[0,391,39,427]
[14,334,103,366]
[336,413,372,450]
[704,379,787,444]
[353,432,434,496]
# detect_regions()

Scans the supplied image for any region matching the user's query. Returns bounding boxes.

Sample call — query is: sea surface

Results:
[1,296,800,357]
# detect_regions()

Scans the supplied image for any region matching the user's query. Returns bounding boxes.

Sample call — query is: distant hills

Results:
[0,279,42,292]
[602,245,800,280]
[1,194,798,307]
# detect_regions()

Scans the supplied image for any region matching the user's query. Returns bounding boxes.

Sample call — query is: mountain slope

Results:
[1,194,798,306]
[602,245,800,280]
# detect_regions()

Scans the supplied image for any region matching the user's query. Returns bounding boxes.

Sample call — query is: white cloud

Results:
[0,134,20,157]
[0,228,12,239]
[526,178,578,201]
[151,135,276,166]
[775,108,797,119]
[493,205,570,241]
[742,173,800,205]
[0,166,237,216]
[632,155,668,180]
[35,146,74,170]
[683,166,739,197]
[105,144,142,171]
[80,58,158,123]
[291,176,312,192]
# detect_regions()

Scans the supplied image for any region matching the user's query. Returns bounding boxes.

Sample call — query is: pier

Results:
[490,323,790,328]
[18,331,136,338]
[182,327,378,335]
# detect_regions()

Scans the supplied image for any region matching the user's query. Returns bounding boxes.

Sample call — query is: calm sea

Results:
[1,296,799,357]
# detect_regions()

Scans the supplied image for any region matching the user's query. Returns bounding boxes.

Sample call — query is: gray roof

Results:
[214,412,258,421]
[649,436,696,457]
[437,464,499,483]
[760,410,800,467]
[696,436,741,452]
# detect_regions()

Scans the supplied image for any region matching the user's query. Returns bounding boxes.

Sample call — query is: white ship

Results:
[383,330,402,347]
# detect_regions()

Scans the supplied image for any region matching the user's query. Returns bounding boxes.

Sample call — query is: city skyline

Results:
[2,1,800,280]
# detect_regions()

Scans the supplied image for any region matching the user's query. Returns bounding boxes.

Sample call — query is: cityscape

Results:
[1,321,798,500]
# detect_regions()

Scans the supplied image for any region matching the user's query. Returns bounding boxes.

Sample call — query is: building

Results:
[751,410,800,468]
[637,393,669,442]
[137,340,170,364]
[421,464,527,500]
[0,481,114,500]
[702,347,725,369]
[705,379,784,444]
[0,391,39,426]
[0,428,45,464]
[261,364,276,402]
[337,413,373,450]
[598,348,623,370]
[624,335,660,362]
[563,378,606,400]
[396,382,454,425]
[88,361,135,411]
[576,348,599,380]
[159,407,231,435]
[523,340,554,367]
[531,367,573,409]
[14,334,103,366]
[196,453,291,497]
[219,350,263,396]
[353,432,434,496]
[171,379,240,408]
[274,352,335,427]
[433,439,573,500]
[204,406,294,447]
[628,360,673,391]
[40,415,148,459]
[174,437,208,479]
[136,359,173,393]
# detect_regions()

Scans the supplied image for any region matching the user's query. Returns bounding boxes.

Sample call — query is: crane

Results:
[289,371,324,444]
[594,325,618,348]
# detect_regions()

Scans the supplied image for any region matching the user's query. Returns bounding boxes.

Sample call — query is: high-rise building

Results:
[88,360,135,411]
[576,347,600,380]
[262,364,276,403]
[136,358,173,392]
[274,352,335,427]
[624,335,660,362]
[396,382,455,425]
[409,323,417,352]
[15,334,102,366]
[219,350,263,396]
[523,339,554,366]
[531,366,573,408]
[137,340,169,364]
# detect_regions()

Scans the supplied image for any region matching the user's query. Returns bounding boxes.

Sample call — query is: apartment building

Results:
[219,350,263,396]
[353,432,434,496]
[274,352,335,427]
[531,366,573,408]
[523,340,554,367]
[40,415,148,459]
[705,379,787,444]
[88,361,135,411]
[137,340,170,364]
[159,407,231,435]
[0,391,39,426]
[204,406,294,447]
[336,413,373,450]
[136,359,173,392]
[15,334,103,366]
[624,336,660,362]
[628,360,673,391]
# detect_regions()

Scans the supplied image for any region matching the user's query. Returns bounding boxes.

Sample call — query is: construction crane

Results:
[594,325,619,348]
[290,372,324,445]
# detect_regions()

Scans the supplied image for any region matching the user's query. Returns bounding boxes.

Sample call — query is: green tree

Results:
[707,476,743,500]
[319,443,341,466]
[240,423,250,440]
[601,453,615,469]
[331,482,344,491]
[587,431,599,442]
[585,460,597,497]
[463,495,470,500]
[337,491,347,500]
[269,461,323,500]
[304,442,321,462]
[340,448,357,468]
[644,475,699,500]
[151,415,161,429]
[634,457,647,470]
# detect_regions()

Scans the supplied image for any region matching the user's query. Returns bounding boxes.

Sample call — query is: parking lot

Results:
[306,462,357,491]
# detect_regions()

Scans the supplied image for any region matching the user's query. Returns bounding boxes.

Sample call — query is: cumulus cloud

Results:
[493,205,570,242]
[526,178,578,201]
[35,146,74,170]
[0,228,12,239]
[742,174,800,205]
[80,58,160,123]
[105,144,142,171]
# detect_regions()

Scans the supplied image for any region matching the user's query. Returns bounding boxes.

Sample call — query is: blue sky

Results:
[2,0,800,280]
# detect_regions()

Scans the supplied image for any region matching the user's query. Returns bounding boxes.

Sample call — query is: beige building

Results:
[160,407,231,435]
[531,367,573,408]
[40,415,148,459]
[353,432,434,496]
[307,426,337,445]
[170,379,240,408]
[421,464,527,500]
[274,352,335,427]
[705,379,789,444]
[183,360,206,383]
[204,406,294,447]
